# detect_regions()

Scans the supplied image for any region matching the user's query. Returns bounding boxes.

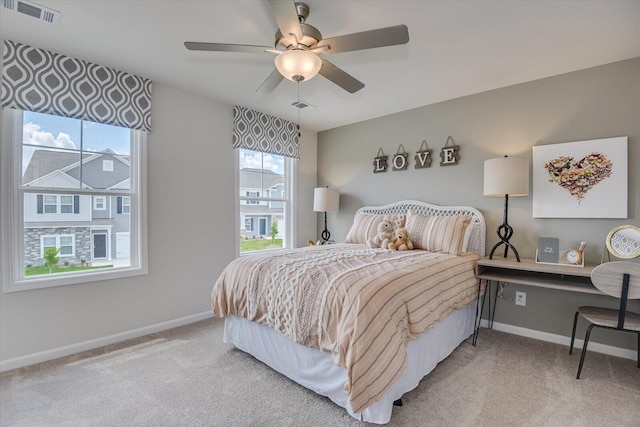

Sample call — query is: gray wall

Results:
[318,57,640,351]
[0,83,318,364]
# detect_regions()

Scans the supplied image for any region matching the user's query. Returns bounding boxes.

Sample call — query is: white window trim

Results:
[94,196,106,210]
[40,234,75,258]
[0,109,148,293]
[235,149,296,256]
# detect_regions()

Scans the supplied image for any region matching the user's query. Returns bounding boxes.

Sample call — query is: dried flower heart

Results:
[544,152,612,202]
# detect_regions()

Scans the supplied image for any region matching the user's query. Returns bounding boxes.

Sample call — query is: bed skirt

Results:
[223,302,475,424]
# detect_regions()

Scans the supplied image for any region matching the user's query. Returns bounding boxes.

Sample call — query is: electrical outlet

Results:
[515,291,526,306]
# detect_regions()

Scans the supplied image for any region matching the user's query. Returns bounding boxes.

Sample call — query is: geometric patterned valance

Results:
[1,40,152,132]
[232,105,299,159]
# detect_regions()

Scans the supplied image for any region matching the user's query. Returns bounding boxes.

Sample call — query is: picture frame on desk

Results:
[537,237,559,263]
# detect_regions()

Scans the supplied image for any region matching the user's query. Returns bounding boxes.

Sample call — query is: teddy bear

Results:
[367,216,394,249]
[388,227,414,251]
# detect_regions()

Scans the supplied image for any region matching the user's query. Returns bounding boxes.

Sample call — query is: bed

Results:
[212,200,486,424]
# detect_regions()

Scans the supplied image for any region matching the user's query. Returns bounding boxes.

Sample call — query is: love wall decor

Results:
[532,136,628,218]
[372,137,458,173]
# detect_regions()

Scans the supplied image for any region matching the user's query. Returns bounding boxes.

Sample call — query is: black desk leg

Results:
[472,279,488,346]
[490,280,499,330]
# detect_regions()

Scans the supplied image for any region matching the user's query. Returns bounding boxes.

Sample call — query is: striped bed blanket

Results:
[211,243,479,413]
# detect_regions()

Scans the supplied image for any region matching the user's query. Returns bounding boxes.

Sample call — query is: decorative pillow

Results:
[405,213,472,255]
[345,212,406,244]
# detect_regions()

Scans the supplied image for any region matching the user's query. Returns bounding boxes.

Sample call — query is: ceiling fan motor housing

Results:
[275,23,321,49]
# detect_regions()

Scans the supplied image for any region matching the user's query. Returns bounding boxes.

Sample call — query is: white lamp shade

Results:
[313,187,339,212]
[484,157,529,197]
[274,50,322,82]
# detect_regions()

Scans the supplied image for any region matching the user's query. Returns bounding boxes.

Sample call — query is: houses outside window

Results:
[0,109,147,291]
[237,149,294,254]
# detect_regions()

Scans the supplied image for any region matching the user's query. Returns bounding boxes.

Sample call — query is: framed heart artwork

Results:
[532,136,628,218]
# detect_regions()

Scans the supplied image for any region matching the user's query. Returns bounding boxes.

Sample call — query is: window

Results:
[122,197,130,214]
[0,109,148,291]
[37,194,79,214]
[246,191,260,205]
[237,149,294,253]
[102,160,114,171]
[44,194,57,213]
[41,234,75,257]
[60,195,73,213]
[117,196,131,214]
[94,196,106,210]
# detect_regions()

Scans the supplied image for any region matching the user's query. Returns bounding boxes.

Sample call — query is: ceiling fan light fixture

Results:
[274,49,322,82]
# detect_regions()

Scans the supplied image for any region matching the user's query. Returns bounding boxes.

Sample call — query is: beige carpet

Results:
[1,317,639,427]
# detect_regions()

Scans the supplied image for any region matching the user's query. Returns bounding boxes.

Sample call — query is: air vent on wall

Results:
[291,100,315,110]
[2,0,60,25]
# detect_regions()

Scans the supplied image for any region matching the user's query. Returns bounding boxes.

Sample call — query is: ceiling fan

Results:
[184,0,409,93]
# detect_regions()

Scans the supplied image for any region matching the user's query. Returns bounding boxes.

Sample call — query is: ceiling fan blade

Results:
[267,0,303,45]
[316,24,409,54]
[257,69,285,93]
[318,59,364,93]
[184,42,270,54]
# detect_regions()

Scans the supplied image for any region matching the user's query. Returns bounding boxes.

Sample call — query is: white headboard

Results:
[355,200,486,257]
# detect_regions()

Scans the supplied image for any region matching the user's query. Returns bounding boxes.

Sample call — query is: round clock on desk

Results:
[564,248,583,265]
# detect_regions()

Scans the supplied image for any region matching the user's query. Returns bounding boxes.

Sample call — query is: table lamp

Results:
[484,156,529,261]
[313,187,339,243]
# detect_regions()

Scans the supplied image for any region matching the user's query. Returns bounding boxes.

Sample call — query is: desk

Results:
[476,258,601,295]
[472,258,602,344]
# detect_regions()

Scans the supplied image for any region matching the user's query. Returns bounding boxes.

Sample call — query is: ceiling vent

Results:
[2,0,60,25]
[291,100,315,110]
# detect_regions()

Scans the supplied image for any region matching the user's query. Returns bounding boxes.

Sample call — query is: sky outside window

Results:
[22,111,131,174]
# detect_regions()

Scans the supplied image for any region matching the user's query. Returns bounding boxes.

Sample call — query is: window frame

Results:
[235,149,296,256]
[0,109,148,293]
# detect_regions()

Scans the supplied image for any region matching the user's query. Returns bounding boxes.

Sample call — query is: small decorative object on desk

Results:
[536,237,559,263]
[562,242,586,266]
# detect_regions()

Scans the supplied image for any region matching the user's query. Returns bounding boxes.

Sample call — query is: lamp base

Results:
[488,223,521,262]
[321,211,331,243]
[488,194,520,262]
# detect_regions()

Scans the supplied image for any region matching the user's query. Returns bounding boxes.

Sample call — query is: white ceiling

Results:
[1,0,640,132]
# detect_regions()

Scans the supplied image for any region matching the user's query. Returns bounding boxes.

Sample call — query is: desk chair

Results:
[569,261,640,379]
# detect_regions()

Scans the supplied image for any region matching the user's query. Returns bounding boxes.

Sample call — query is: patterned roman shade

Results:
[233,105,300,159]
[1,40,152,132]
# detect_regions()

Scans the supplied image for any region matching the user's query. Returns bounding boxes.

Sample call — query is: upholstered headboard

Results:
[355,200,486,257]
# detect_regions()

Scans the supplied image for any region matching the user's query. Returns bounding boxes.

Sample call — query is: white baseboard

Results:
[480,319,636,361]
[0,311,213,373]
